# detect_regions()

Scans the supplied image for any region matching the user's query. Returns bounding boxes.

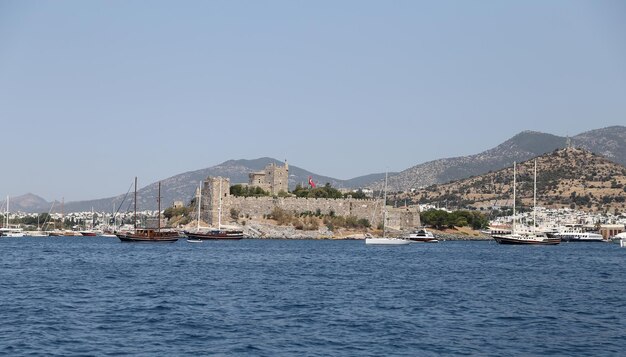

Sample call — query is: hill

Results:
[382,126,626,191]
[406,147,626,213]
[0,193,53,213]
[10,125,626,213]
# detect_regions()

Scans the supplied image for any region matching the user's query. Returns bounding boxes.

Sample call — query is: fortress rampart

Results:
[201,175,420,230]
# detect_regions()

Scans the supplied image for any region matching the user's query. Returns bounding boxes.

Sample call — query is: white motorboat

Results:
[405,228,438,243]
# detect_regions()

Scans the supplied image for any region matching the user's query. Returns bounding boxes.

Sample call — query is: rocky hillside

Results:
[405,147,626,213]
[12,126,626,213]
[571,126,626,166]
[383,126,626,192]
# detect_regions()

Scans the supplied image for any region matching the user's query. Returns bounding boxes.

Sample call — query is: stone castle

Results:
[199,162,420,230]
[247,161,289,195]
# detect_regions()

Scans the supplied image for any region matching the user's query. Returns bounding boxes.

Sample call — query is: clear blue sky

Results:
[1,0,625,201]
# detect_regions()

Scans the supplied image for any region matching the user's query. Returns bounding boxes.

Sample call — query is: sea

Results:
[1,237,625,356]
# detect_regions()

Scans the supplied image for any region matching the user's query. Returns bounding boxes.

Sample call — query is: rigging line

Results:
[40,201,56,229]
[114,181,135,216]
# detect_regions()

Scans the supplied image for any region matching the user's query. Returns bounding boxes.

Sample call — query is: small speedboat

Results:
[187,238,203,243]
[405,228,438,243]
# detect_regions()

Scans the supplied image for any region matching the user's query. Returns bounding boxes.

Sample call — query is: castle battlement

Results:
[200,173,420,230]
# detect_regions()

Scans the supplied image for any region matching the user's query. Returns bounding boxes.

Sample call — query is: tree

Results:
[230,184,270,197]
[230,208,240,221]
[344,189,367,199]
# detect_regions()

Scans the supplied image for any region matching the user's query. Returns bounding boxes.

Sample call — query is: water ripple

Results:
[1,238,625,355]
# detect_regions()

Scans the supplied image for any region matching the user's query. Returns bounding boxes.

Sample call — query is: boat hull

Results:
[117,229,180,243]
[365,237,411,245]
[557,236,604,243]
[184,230,244,240]
[406,237,438,243]
[492,235,560,245]
[1,233,25,237]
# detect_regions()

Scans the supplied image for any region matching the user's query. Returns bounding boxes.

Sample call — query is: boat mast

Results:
[383,171,388,238]
[197,182,202,230]
[112,201,116,232]
[512,162,516,235]
[533,159,537,233]
[5,196,8,227]
[218,177,222,230]
[157,181,161,232]
[134,177,137,232]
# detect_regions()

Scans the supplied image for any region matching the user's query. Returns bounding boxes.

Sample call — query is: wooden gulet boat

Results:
[116,178,180,243]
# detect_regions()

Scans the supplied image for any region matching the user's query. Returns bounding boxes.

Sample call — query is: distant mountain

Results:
[571,126,626,166]
[0,193,53,213]
[12,125,626,213]
[60,158,354,213]
[405,147,626,212]
[383,126,626,191]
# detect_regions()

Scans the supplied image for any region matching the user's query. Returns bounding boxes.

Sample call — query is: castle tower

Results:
[266,161,288,195]
[248,161,289,195]
[202,176,231,227]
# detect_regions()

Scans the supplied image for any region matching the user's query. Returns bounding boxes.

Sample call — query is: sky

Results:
[1,0,625,201]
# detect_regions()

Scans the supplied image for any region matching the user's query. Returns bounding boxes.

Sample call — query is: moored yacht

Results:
[1,196,24,237]
[548,225,604,242]
[404,228,438,243]
[116,178,180,243]
[492,160,560,246]
[492,231,560,245]
[365,172,411,246]
[0,227,25,237]
[183,178,244,241]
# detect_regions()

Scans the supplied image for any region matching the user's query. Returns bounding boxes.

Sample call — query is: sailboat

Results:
[492,160,560,245]
[365,172,410,245]
[116,178,180,243]
[0,196,25,237]
[184,177,244,240]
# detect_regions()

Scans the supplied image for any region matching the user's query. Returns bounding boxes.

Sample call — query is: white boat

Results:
[23,230,47,237]
[0,227,25,237]
[365,172,410,246]
[365,236,411,245]
[405,228,438,243]
[492,160,560,245]
[611,232,626,244]
[552,225,604,242]
[1,196,25,237]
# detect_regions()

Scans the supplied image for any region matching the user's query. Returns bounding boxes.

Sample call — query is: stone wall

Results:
[202,175,421,230]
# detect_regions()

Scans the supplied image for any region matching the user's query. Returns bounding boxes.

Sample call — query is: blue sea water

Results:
[0,238,625,356]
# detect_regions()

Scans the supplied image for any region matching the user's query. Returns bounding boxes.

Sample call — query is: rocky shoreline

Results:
[242,222,491,241]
